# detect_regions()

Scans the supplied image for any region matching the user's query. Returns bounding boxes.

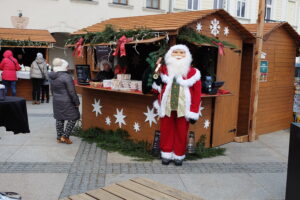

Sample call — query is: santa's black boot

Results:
[162,158,171,165]
[174,159,183,166]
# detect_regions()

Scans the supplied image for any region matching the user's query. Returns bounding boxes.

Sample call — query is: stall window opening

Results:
[113,0,128,5]
[187,0,200,10]
[236,0,246,18]
[146,0,160,9]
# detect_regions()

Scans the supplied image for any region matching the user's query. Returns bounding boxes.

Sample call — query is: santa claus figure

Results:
[152,44,201,166]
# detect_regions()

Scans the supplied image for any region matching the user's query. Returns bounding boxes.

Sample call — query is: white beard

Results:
[166,56,191,77]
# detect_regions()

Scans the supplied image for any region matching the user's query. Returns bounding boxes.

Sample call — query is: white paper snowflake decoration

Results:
[199,105,205,117]
[92,98,102,117]
[196,22,202,32]
[210,18,220,37]
[144,106,157,127]
[133,122,140,132]
[224,26,229,36]
[114,108,126,128]
[204,119,210,129]
[105,116,111,126]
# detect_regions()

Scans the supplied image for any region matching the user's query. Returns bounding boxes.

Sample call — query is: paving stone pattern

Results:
[0,141,288,198]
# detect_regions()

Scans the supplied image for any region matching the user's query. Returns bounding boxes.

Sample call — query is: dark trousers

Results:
[31,78,43,101]
[56,120,77,139]
[41,85,49,102]
[2,80,17,96]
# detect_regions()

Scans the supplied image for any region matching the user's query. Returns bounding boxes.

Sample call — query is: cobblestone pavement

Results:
[0,141,288,198]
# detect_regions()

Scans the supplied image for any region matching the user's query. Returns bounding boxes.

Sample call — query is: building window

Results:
[237,0,246,18]
[113,0,127,5]
[146,0,159,9]
[187,0,199,10]
[214,0,224,9]
[265,0,273,20]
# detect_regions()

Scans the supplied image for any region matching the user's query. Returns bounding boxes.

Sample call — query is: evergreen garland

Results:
[72,127,226,161]
[66,24,165,46]
[0,39,51,47]
[177,27,237,49]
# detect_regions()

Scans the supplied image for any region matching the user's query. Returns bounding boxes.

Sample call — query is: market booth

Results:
[69,9,254,147]
[237,22,300,137]
[0,28,56,100]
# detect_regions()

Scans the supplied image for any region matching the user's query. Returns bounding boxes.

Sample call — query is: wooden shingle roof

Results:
[0,28,56,43]
[243,22,300,43]
[72,9,254,40]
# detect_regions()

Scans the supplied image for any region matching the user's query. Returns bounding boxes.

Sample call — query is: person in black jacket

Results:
[49,58,80,144]
[93,60,114,82]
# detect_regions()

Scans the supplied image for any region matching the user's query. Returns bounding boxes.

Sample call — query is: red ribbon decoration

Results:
[212,41,225,56]
[73,37,84,57]
[113,35,133,57]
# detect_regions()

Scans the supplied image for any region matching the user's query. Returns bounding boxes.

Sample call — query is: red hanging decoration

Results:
[112,35,133,57]
[212,41,225,56]
[73,37,84,57]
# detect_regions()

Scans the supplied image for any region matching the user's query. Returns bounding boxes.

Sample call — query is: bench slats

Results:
[87,189,123,200]
[103,184,152,200]
[131,177,204,200]
[117,180,179,200]
[69,193,97,200]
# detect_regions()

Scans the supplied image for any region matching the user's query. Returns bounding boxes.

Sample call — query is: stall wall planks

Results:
[188,15,244,147]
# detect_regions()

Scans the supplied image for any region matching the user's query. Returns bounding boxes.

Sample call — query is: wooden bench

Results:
[60,177,204,200]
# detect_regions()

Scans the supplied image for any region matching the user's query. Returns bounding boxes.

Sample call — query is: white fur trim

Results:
[186,111,200,120]
[176,69,201,87]
[153,100,161,117]
[184,86,191,121]
[161,73,171,84]
[173,153,185,160]
[152,82,161,93]
[161,151,173,160]
[160,76,174,117]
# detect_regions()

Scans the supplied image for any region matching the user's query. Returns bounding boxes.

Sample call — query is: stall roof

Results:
[243,22,300,43]
[72,9,254,40]
[0,28,56,43]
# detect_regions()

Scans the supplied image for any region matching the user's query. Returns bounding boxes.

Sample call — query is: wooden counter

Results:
[77,85,231,147]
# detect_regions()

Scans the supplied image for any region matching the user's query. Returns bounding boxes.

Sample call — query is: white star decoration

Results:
[92,98,102,117]
[105,116,111,126]
[114,108,126,128]
[196,22,202,32]
[133,122,140,132]
[144,106,157,127]
[224,26,229,36]
[199,106,205,117]
[210,18,220,37]
[204,119,210,129]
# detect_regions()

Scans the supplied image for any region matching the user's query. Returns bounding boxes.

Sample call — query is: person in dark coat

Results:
[49,58,80,144]
[93,60,114,82]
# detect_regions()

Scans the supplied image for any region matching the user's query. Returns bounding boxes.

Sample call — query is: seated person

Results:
[93,60,114,82]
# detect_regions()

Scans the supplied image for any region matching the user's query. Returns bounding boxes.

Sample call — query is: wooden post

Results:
[249,0,266,141]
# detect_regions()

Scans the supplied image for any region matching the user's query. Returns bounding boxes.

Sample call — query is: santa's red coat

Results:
[152,65,202,121]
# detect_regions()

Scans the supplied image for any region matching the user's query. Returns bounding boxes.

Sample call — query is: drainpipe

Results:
[169,0,173,13]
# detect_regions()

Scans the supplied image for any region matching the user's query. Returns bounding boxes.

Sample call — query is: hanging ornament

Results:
[210,18,220,37]
[92,98,102,117]
[112,35,133,57]
[204,119,210,129]
[105,116,111,126]
[114,108,126,128]
[144,106,157,127]
[224,26,230,37]
[196,22,202,32]
[133,122,140,132]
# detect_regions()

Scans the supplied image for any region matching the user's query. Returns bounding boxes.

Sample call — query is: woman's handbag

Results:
[0,192,22,200]
[36,62,46,80]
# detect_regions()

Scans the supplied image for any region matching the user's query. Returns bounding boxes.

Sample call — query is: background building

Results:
[0,0,299,65]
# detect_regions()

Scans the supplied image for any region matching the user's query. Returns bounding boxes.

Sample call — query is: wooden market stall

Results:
[0,28,56,100]
[237,22,300,137]
[70,9,254,147]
